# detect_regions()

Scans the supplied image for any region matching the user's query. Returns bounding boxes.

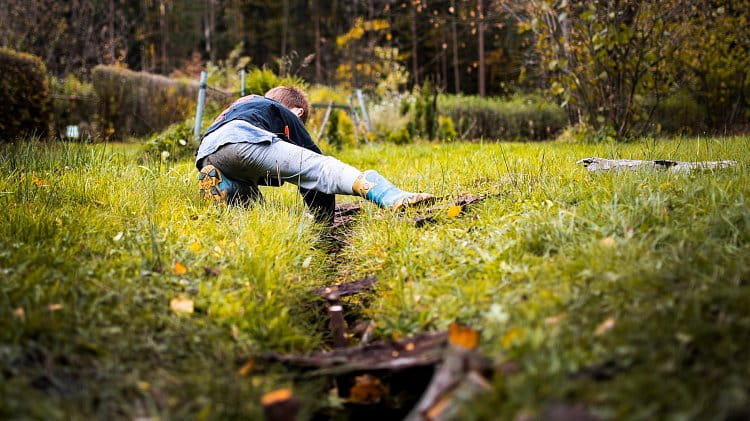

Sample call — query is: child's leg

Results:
[242,140,434,210]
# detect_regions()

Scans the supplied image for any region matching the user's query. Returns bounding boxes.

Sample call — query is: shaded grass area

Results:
[1,137,749,419]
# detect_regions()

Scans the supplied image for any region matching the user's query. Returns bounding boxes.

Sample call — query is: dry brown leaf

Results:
[600,236,616,248]
[170,297,194,314]
[173,261,187,275]
[261,388,293,406]
[47,303,63,312]
[594,317,616,336]
[348,374,388,404]
[446,205,462,218]
[449,322,479,350]
[237,358,255,377]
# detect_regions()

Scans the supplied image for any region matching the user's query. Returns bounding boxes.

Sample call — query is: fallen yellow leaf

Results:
[47,303,64,312]
[170,297,194,314]
[594,317,616,336]
[237,358,255,377]
[501,327,522,348]
[446,205,462,218]
[600,236,616,248]
[448,322,480,350]
[348,374,388,404]
[173,261,187,275]
[261,388,293,406]
[188,241,201,253]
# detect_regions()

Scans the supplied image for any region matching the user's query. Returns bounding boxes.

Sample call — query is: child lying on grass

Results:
[196,86,433,223]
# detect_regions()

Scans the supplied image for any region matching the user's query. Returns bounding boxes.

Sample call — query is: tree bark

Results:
[450,0,461,93]
[477,0,486,96]
[411,4,420,87]
[281,0,289,57]
[314,0,322,83]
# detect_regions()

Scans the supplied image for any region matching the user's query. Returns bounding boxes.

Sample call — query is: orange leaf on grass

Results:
[32,177,47,186]
[173,261,187,275]
[446,205,462,218]
[348,374,388,404]
[261,388,293,406]
[448,322,479,350]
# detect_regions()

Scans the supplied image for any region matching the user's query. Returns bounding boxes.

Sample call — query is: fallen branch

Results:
[261,331,449,374]
[314,275,378,298]
[577,157,737,173]
[413,193,493,227]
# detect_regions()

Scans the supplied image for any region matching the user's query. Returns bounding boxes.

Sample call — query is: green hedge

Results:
[0,48,52,141]
[439,94,567,141]
[92,65,232,139]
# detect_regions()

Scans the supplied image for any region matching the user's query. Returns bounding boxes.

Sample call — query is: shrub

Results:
[244,68,305,97]
[322,109,357,150]
[648,91,708,135]
[0,48,52,141]
[50,74,96,139]
[143,119,194,162]
[92,65,232,139]
[439,94,567,141]
[437,115,457,141]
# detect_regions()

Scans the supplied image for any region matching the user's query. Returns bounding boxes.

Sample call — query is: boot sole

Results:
[198,164,228,205]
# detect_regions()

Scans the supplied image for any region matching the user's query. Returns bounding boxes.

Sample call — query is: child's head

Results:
[265,86,310,123]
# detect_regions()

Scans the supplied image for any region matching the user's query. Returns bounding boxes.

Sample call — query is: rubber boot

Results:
[352,170,434,211]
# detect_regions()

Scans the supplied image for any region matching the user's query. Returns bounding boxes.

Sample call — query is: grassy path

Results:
[1,137,749,419]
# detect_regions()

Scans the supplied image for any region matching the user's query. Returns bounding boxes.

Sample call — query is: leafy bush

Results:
[439,94,566,141]
[437,115,457,141]
[144,119,194,162]
[50,74,97,139]
[0,48,52,141]
[649,91,708,135]
[92,65,232,139]
[322,109,357,150]
[243,68,305,97]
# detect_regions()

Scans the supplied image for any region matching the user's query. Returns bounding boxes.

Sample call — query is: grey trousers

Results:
[200,140,361,200]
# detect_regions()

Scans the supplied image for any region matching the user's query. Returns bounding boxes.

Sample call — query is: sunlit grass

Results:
[1,136,749,419]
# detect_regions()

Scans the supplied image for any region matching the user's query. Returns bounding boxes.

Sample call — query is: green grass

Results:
[2,137,749,419]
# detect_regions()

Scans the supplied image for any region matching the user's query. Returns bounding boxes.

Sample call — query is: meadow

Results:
[1,136,749,420]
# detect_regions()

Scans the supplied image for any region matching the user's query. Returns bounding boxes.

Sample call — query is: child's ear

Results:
[290,107,304,119]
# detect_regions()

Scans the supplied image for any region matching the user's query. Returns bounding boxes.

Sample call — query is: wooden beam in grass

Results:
[577,157,737,173]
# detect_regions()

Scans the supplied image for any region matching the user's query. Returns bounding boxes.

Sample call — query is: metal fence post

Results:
[355,89,372,132]
[240,69,246,97]
[193,71,207,140]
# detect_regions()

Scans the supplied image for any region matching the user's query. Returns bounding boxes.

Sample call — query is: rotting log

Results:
[577,157,737,173]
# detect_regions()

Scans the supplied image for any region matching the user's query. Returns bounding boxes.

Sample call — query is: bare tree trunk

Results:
[109,0,115,64]
[314,0,322,83]
[411,5,419,86]
[477,0,486,97]
[160,0,168,73]
[204,0,216,62]
[450,0,460,93]
[281,0,289,57]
